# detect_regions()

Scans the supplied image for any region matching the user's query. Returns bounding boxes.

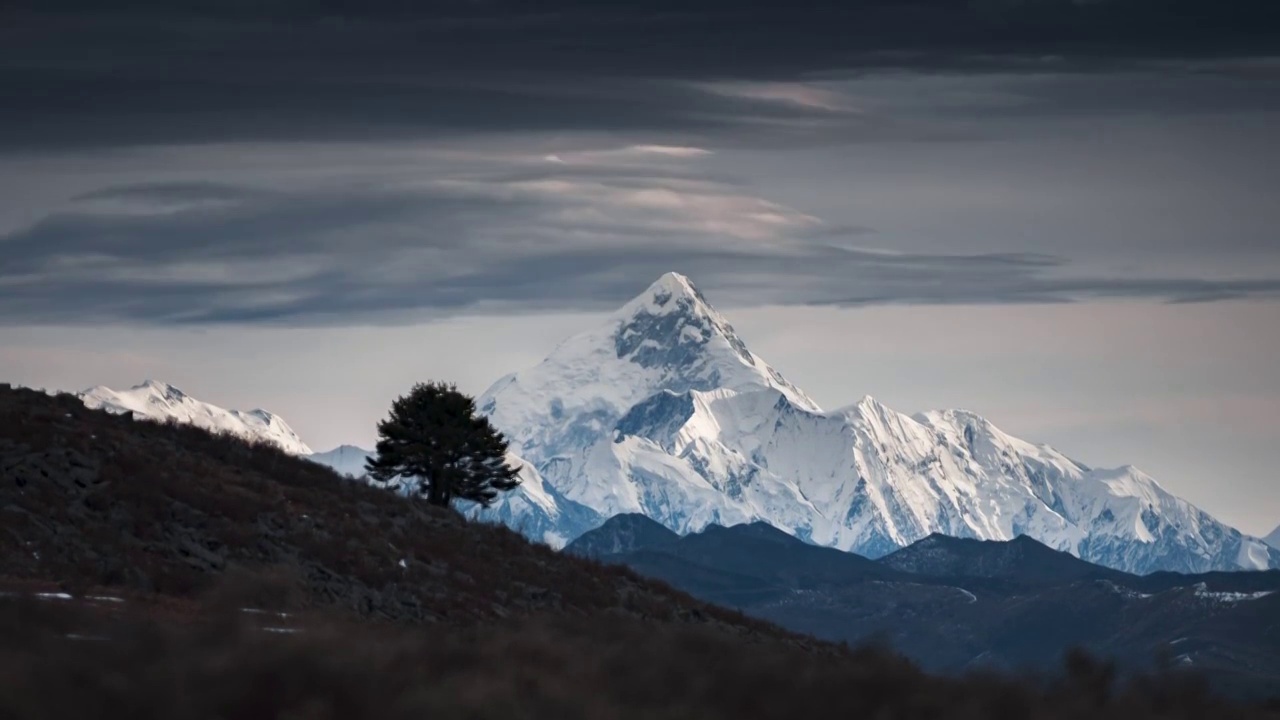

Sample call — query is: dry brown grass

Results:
[2,590,1276,720]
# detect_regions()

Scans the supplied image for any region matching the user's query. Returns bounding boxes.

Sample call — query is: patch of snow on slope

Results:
[308,445,373,478]
[460,454,603,549]
[1192,583,1274,604]
[1098,581,1152,601]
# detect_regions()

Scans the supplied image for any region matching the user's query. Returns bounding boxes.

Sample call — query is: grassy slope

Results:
[0,386,783,635]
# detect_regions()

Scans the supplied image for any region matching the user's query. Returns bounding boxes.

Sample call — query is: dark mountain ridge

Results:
[571,515,1280,699]
[563,512,679,558]
[880,532,1135,584]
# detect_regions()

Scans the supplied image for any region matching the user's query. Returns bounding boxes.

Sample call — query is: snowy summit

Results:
[1265,524,1280,550]
[479,271,819,459]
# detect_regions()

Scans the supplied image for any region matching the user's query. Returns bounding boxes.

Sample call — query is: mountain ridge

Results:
[64,273,1278,573]
[1265,524,1280,550]
[477,273,1278,574]
[78,379,313,455]
[568,517,1280,698]
[563,513,680,558]
[879,532,1135,584]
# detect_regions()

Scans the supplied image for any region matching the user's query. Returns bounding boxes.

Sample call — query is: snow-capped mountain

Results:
[478,271,819,462]
[69,275,1277,571]
[1265,525,1280,550]
[78,380,313,455]
[308,445,373,479]
[478,272,1279,575]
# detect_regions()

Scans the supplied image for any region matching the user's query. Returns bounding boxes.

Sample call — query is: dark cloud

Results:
[2,0,1278,151]
[72,182,266,204]
[2,177,1277,325]
[1,0,1276,324]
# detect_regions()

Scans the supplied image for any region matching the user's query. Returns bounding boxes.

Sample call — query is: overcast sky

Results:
[2,0,1278,535]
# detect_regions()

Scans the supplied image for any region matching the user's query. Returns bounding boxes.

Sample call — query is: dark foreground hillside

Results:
[2,385,1278,719]
[0,385,772,633]
[7,594,1279,720]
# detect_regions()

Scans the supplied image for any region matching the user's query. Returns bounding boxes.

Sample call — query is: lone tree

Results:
[365,382,521,508]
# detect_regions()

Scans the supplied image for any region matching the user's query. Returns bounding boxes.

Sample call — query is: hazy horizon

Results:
[6,285,1279,538]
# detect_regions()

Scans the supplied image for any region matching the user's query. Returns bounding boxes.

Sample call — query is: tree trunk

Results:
[424,472,442,506]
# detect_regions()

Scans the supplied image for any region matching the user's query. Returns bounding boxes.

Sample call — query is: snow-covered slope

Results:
[464,454,603,549]
[1265,525,1280,550]
[305,445,596,549]
[308,445,373,478]
[78,380,313,455]
[77,381,592,550]
[478,272,1279,575]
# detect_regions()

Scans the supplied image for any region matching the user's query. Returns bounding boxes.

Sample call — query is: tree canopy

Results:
[365,382,520,508]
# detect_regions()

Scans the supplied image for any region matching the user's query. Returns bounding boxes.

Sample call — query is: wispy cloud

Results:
[3,143,1278,326]
[697,82,854,112]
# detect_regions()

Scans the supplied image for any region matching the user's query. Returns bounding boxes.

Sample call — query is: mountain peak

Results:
[611,273,752,370]
[479,273,820,458]
[852,394,890,413]
[609,274,818,411]
[1263,524,1280,550]
[564,513,681,558]
[614,272,720,327]
[651,270,698,296]
[135,379,188,401]
[881,532,1133,582]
